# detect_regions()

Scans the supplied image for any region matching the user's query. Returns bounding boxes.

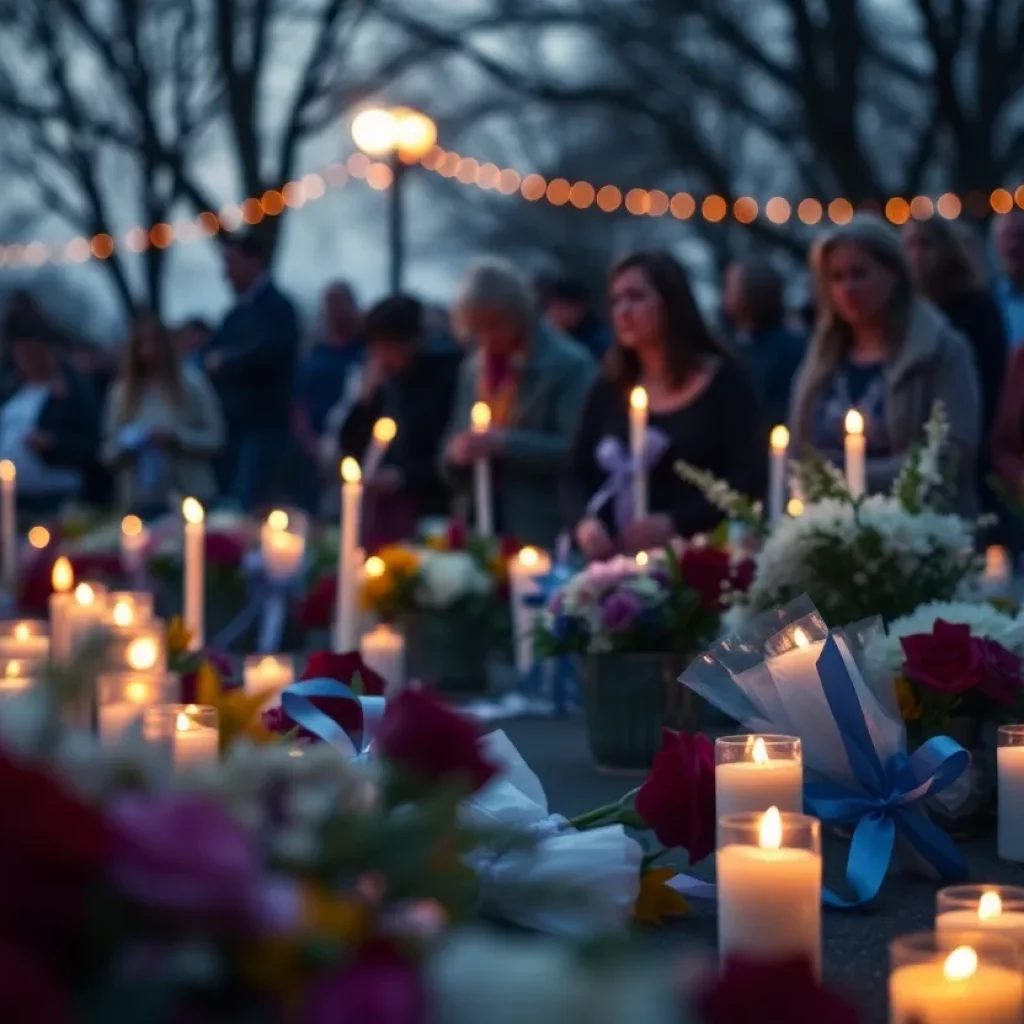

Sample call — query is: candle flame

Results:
[518,546,539,568]
[636,551,649,567]
[751,737,770,764]
[126,679,150,704]
[470,401,491,431]
[844,409,864,436]
[5,660,20,678]
[112,601,134,628]
[978,890,1003,921]
[629,386,648,411]
[127,637,158,671]
[943,946,978,982]
[74,583,95,607]
[52,556,73,593]
[786,497,805,517]
[0,459,15,483]
[27,525,50,549]
[182,497,204,525]
[373,417,397,444]
[13,623,29,641]
[770,425,790,452]
[267,509,289,531]
[793,626,810,648]
[341,457,362,484]
[364,555,386,578]
[176,710,193,733]
[122,514,143,537]
[759,806,783,850]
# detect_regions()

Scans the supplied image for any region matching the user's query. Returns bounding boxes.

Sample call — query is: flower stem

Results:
[569,802,624,830]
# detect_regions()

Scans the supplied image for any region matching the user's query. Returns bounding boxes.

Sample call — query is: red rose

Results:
[302,575,336,629]
[976,636,1023,707]
[205,532,245,567]
[446,519,467,550]
[634,729,715,863]
[376,689,498,794]
[679,547,746,612]
[696,956,859,1024]
[901,620,984,697]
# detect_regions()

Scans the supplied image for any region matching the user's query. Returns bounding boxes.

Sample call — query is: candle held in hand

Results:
[768,425,789,525]
[182,498,205,651]
[844,408,866,497]
[629,386,649,520]
[0,459,15,592]
[470,402,494,538]
[335,458,363,652]
[364,416,398,479]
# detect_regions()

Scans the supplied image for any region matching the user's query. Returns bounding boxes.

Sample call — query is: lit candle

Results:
[335,458,363,652]
[983,545,1012,597]
[997,725,1024,862]
[470,402,493,538]
[65,581,109,657]
[786,497,805,518]
[508,546,552,676]
[715,735,803,842]
[261,509,306,581]
[844,409,865,498]
[889,934,1023,1024]
[0,619,50,662]
[718,808,822,974]
[48,556,75,665]
[0,658,35,698]
[98,671,173,744]
[27,525,51,552]
[768,425,789,525]
[101,624,166,678]
[144,704,219,770]
[106,592,153,630]
[363,416,397,480]
[360,624,406,694]
[629,386,649,520]
[0,459,15,592]
[243,654,295,707]
[937,887,1024,948]
[120,514,149,577]
[182,498,205,651]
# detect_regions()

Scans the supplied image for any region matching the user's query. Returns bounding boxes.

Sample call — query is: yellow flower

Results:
[301,881,372,944]
[895,676,922,722]
[425,535,448,551]
[166,616,192,659]
[360,570,396,612]
[195,659,273,750]
[633,867,690,925]
[377,544,421,577]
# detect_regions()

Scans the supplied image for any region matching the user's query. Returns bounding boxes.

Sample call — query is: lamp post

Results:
[351,106,437,293]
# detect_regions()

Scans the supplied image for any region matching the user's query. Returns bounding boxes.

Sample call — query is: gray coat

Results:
[442,326,596,547]
[788,300,981,517]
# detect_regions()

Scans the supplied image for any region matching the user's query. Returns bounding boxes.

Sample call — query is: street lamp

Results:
[351,106,437,293]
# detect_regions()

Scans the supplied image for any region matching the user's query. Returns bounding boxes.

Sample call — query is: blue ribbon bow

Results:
[519,564,579,715]
[212,552,303,651]
[280,677,386,760]
[804,636,970,907]
[589,430,670,530]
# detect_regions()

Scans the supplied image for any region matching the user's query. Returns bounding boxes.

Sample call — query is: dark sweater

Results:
[563,359,768,540]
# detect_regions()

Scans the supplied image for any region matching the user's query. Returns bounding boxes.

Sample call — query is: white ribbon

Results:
[463,731,643,938]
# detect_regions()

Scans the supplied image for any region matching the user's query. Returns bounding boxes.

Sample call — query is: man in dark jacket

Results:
[202,233,300,510]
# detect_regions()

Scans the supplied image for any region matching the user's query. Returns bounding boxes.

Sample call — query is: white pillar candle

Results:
[0,620,50,662]
[629,386,649,520]
[65,581,109,656]
[144,704,219,770]
[182,498,205,651]
[768,425,789,525]
[0,460,15,592]
[335,458,363,653]
[243,654,295,706]
[98,672,174,745]
[717,808,822,976]
[889,936,1023,1024]
[844,408,866,498]
[937,887,1024,948]
[360,624,406,694]
[261,509,306,581]
[997,725,1024,862]
[120,514,149,576]
[508,546,552,675]
[106,592,154,630]
[0,658,35,698]
[363,416,397,480]
[48,556,76,666]
[470,401,494,538]
[983,546,1012,598]
[715,735,803,842]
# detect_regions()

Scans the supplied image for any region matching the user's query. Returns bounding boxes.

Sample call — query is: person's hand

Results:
[575,517,614,561]
[24,431,53,454]
[204,351,223,374]
[366,466,403,494]
[621,513,675,554]
[447,430,499,466]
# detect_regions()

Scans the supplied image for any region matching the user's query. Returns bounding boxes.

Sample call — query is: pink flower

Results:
[600,589,642,633]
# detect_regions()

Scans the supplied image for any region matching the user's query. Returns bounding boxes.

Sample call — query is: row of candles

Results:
[715,729,1024,1022]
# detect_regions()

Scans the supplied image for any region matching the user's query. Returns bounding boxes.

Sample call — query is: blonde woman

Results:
[102,314,225,515]
[789,215,981,516]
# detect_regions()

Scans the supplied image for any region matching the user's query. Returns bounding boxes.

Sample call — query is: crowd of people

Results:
[3,208,1024,553]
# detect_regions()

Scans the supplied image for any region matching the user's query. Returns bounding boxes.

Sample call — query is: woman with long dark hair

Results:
[563,250,767,558]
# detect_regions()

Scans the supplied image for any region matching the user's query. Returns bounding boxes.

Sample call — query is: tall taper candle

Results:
[844,409,866,498]
[182,498,205,652]
[629,386,649,520]
[470,402,494,538]
[363,417,397,480]
[48,556,75,666]
[335,457,362,652]
[768,425,789,525]
[0,460,16,591]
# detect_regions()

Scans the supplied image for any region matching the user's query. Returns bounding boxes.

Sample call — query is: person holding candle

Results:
[564,251,766,558]
[789,215,981,517]
[441,258,595,548]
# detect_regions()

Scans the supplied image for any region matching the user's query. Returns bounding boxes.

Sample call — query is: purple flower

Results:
[600,589,642,633]
[303,945,425,1024]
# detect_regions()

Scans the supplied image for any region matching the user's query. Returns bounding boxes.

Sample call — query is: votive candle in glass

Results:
[106,592,154,630]
[359,624,405,693]
[65,581,109,656]
[98,672,175,744]
[508,546,552,676]
[144,704,219,770]
[889,932,1023,1024]
[0,657,35,698]
[261,508,307,582]
[937,886,1024,949]
[243,654,295,707]
[0,619,50,662]
[48,556,76,665]
[715,735,803,843]
[717,808,822,976]
[997,725,1024,862]
[105,620,166,677]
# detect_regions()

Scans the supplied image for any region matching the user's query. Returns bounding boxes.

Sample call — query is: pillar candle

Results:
[629,386,649,520]
[937,887,1024,948]
[0,460,15,592]
[360,624,405,693]
[844,409,865,498]
[261,510,305,581]
[363,416,397,479]
[243,654,295,706]
[0,657,35,699]
[98,672,173,745]
[717,808,822,976]
[182,498,205,651]
[120,514,149,576]
[65,582,109,656]
[768,426,789,525]
[508,546,552,675]
[335,458,363,652]
[48,556,76,666]
[0,620,50,662]
[144,704,219,771]
[715,735,803,840]
[470,402,493,538]
[997,725,1024,862]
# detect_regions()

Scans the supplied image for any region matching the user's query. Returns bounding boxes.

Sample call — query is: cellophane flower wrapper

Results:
[461,730,642,938]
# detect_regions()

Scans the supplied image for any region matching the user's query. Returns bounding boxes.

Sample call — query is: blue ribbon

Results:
[279,677,386,760]
[804,636,969,907]
[589,430,670,530]
[519,565,579,715]
[211,554,302,650]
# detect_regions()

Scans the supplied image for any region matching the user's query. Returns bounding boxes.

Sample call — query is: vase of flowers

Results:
[537,545,752,771]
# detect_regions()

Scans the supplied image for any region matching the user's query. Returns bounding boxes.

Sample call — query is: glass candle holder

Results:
[889,931,1023,1024]
[105,620,166,676]
[0,618,50,662]
[0,654,36,698]
[937,886,1024,948]
[261,508,307,582]
[143,704,219,770]
[98,671,176,745]
[717,809,822,976]
[106,592,154,630]
[243,654,295,706]
[998,725,1024,862]
[715,735,803,841]
[359,624,405,693]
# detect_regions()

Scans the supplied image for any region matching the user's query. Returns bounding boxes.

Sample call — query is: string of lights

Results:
[2,141,1024,269]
